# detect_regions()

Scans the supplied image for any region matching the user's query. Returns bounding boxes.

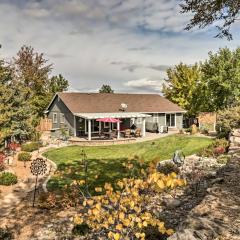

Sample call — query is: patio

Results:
[73,112,151,141]
[68,131,178,146]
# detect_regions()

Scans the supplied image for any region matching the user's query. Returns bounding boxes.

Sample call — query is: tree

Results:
[200,47,240,111]
[0,59,14,144]
[11,45,52,122]
[49,74,69,94]
[11,46,69,126]
[0,59,33,146]
[216,106,240,138]
[0,45,69,145]
[163,63,203,117]
[180,0,240,40]
[99,84,114,93]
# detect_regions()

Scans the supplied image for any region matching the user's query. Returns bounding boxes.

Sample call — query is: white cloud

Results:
[0,0,239,94]
[125,78,164,92]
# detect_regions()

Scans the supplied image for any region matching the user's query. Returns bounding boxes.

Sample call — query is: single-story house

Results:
[45,92,186,140]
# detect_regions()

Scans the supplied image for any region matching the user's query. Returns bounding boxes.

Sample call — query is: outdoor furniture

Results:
[124,129,131,138]
[134,128,141,137]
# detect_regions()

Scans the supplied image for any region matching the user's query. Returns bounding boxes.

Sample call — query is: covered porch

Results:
[73,112,150,141]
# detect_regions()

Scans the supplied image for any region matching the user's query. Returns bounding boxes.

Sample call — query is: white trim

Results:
[117,122,120,139]
[74,115,77,137]
[142,118,146,137]
[53,113,58,123]
[165,113,176,128]
[88,119,91,140]
[74,112,151,119]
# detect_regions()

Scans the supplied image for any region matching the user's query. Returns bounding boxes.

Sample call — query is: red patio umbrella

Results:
[96,118,122,123]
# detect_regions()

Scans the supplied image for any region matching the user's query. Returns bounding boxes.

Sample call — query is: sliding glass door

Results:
[166,114,176,127]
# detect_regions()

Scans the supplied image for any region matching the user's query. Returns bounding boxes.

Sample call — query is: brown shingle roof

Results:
[57,92,185,113]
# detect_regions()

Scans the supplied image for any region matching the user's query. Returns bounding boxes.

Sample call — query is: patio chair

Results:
[134,128,141,137]
[124,129,131,138]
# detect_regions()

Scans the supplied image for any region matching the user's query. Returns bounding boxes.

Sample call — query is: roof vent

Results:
[120,103,128,111]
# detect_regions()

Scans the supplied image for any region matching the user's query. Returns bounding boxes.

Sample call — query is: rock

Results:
[168,229,198,240]
[211,177,224,185]
[163,198,181,209]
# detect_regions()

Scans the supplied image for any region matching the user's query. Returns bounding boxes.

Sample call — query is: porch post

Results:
[99,121,101,135]
[117,121,120,139]
[84,119,87,134]
[88,119,91,141]
[142,117,146,137]
[74,115,77,137]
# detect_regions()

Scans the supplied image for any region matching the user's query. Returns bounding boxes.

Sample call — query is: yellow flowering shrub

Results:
[74,167,186,239]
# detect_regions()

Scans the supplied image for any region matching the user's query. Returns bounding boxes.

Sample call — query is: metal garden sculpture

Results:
[30,158,47,207]
[172,150,185,167]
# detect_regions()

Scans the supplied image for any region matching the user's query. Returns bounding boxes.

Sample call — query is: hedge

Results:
[21,142,40,152]
[18,152,31,162]
[0,172,18,186]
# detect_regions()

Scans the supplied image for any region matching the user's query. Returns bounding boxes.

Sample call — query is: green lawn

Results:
[43,135,213,193]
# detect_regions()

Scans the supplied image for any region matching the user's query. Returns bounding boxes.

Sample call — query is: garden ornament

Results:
[30,158,47,207]
[172,150,185,167]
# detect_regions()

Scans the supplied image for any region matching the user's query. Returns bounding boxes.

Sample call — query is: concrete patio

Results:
[68,130,178,146]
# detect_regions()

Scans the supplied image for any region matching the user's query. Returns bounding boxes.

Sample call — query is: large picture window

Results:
[166,114,175,127]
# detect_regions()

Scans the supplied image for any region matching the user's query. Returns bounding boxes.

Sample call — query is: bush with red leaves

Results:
[0,153,6,172]
[213,146,225,155]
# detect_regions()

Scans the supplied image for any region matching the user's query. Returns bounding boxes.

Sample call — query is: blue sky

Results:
[0,0,240,93]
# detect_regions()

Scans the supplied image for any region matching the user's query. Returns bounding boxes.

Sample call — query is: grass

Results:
[43,135,213,193]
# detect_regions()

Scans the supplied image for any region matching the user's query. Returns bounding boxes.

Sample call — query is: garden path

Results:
[0,143,66,218]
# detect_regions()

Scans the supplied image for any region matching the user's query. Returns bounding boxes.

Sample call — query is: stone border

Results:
[40,153,57,193]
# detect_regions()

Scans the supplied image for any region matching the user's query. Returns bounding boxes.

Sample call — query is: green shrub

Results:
[0,172,18,186]
[217,155,231,164]
[18,152,31,161]
[184,128,191,133]
[216,106,240,138]
[199,126,209,134]
[21,142,40,152]
[72,224,90,236]
[0,227,13,240]
[213,138,229,149]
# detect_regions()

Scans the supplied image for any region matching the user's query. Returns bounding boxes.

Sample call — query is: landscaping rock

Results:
[168,229,198,240]
[163,198,181,209]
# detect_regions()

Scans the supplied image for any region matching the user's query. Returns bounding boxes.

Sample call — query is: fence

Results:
[198,112,217,132]
[37,118,52,131]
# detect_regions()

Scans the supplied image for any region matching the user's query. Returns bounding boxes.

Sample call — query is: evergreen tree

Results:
[99,84,114,93]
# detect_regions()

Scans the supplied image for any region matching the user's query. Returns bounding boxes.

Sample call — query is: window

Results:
[166,114,175,127]
[53,113,58,123]
[60,113,65,123]
[136,118,142,124]
[153,113,158,123]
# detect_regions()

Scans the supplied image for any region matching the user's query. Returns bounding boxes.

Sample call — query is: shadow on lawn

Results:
[48,158,147,194]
